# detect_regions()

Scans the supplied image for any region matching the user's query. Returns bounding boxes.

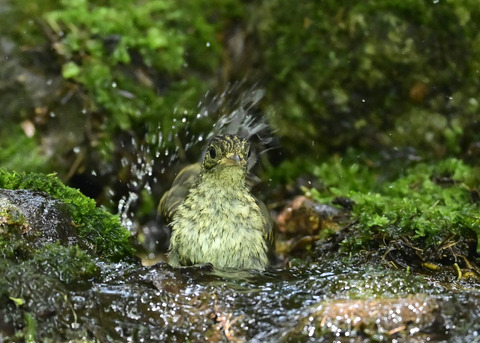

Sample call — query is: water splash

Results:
[118,124,162,233]
[117,83,273,235]
[199,82,273,144]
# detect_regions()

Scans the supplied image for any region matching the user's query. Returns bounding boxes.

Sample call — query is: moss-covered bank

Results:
[0,169,136,341]
[272,156,480,280]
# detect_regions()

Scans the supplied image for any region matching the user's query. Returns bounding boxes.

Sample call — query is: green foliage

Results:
[41,0,242,159]
[311,155,378,197]
[0,125,49,173]
[265,158,317,185]
[260,0,480,157]
[309,157,480,252]
[0,169,135,261]
[24,312,37,343]
[44,0,190,154]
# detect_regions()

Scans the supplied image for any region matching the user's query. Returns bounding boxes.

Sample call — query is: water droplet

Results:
[112,82,117,88]
[206,42,211,47]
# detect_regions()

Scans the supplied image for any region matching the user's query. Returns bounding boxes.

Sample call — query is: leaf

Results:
[62,61,81,79]
[9,296,25,306]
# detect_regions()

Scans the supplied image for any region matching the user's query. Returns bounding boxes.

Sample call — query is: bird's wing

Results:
[256,197,275,249]
[158,163,201,222]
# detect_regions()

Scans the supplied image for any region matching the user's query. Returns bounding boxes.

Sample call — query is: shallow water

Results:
[31,257,478,342]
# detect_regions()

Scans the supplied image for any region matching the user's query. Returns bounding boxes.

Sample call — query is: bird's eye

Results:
[208,147,216,159]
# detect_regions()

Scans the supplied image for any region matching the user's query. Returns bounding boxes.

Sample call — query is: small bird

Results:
[158,134,273,270]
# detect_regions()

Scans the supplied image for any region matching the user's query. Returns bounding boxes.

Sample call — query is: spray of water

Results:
[118,83,274,244]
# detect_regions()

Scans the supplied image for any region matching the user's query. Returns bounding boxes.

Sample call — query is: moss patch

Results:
[0,169,135,261]
[259,1,480,158]
[300,156,480,276]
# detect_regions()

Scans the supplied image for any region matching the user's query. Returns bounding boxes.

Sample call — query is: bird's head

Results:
[202,134,250,171]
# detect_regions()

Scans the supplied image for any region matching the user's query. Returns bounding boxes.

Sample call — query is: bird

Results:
[158,134,273,270]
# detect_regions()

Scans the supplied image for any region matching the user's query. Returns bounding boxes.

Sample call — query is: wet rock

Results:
[0,188,81,250]
[290,296,442,342]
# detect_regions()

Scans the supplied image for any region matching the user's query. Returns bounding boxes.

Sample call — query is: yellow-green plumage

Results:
[158,134,272,270]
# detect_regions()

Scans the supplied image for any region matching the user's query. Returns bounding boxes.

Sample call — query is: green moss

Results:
[307,157,480,253]
[31,243,99,284]
[0,199,33,260]
[260,1,480,158]
[39,0,244,160]
[0,169,135,261]
[24,312,37,343]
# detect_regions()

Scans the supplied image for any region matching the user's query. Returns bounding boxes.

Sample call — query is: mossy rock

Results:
[287,156,480,276]
[0,169,135,261]
[0,169,134,341]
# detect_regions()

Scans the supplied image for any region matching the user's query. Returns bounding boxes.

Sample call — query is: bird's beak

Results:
[224,153,242,166]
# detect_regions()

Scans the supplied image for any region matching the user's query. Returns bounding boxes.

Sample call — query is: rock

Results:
[0,188,80,249]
